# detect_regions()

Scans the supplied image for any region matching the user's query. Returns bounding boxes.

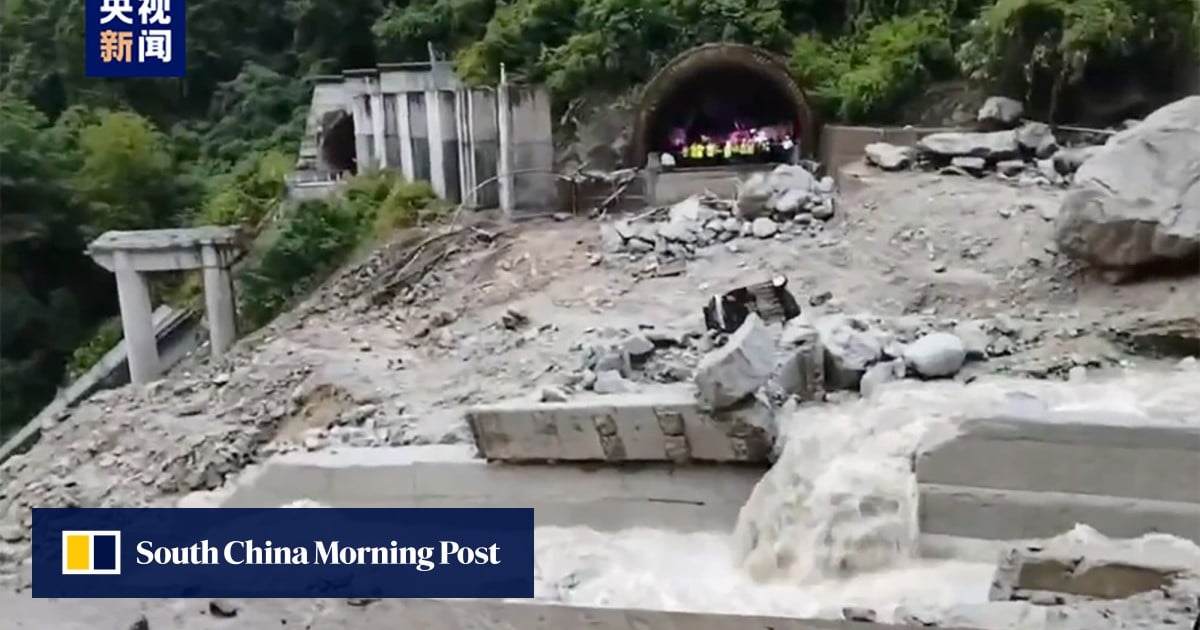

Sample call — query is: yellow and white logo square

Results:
[62,530,122,575]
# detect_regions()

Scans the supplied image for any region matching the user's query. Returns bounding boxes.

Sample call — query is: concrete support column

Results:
[396,93,415,182]
[426,89,447,198]
[644,154,661,206]
[497,71,514,216]
[200,244,237,358]
[113,250,160,384]
[351,96,372,172]
[370,91,387,169]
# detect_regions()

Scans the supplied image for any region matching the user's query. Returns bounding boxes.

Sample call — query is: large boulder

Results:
[864,142,915,171]
[815,315,883,390]
[916,130,1020,161]
[903,332,966,378]
[1054,96,1200,270]
[693,313,777,410]
[977,96,1024,128]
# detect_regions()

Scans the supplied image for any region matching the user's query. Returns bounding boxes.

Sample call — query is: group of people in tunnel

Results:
[663,123,797,168]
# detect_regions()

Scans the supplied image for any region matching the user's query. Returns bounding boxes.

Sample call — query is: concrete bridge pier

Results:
[87,227,248,385]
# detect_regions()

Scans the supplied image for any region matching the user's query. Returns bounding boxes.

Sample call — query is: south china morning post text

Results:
[32,507,535,598]
[134,538,502,571]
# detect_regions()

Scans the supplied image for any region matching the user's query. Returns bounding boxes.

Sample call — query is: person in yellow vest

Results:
[689,142,703,164]
[704,140,717,164]
[722,140,733,163]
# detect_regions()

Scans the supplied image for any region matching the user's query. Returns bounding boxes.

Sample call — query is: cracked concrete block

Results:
[990,542,1194,602]
[464,385,776,464]
[693,313,776,410]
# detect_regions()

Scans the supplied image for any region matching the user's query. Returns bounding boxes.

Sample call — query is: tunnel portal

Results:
[633,43,814,169]
[319,110,358,175]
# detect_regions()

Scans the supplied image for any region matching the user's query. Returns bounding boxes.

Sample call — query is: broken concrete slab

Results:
[694,313,776,410]
[990,541,1196,602]
[918,412,1200,544]
[465,384,776,464]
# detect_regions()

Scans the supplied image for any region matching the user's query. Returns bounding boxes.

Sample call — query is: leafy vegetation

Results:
[1,0,1195,438]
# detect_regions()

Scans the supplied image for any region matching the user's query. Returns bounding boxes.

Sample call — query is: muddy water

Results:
[532,365,1200,622]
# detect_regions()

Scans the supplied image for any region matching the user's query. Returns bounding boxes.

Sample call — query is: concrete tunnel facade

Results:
[631,42,817,167]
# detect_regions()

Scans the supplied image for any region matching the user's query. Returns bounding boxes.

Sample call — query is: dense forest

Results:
[1,0,1197,437]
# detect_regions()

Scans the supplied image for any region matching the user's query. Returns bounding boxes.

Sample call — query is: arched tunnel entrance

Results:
[319,110,357,175]
[633,43,815,169]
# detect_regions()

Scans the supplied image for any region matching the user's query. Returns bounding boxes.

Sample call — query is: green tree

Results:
[74,111,190,234]
[960,0,1198,121]
[0,98,112,437]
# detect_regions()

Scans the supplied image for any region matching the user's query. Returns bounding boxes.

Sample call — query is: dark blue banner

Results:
[86,0,187,77]
[33,508,535,598]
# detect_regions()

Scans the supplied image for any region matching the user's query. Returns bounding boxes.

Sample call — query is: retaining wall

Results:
[220,444,761,532]
[917,413,1200,544]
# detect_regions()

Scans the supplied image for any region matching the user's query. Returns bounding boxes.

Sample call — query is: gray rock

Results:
[668,196,715,224]
[0,524,25,543]
[978,96,1024,127]
[593,370,634,394]
[1054,96,1200,270]
[751,217,779,238]
[769,164,816,193]
[903,332,967,377]
[815,315,884,390]
[917,131,1020,160]
[996,159,1027,177]
[951,156,988,174]
[693,313,777,410]
[811,197,835,220]
[859,359,906,398]
[770,188,808,215]
[1036,158,1061,184]
[585,344,631,376]
[1015,121,1057,157]
[953,321,991,359]
[657,220,697,243]
[771,324,824,402]
[622,334,655,361]
[1052,146,1102,175]
[539,386,569,402]
[864,142,915,170]
[627,239,654,254]
[600,224,625,252]
[735,173,773,219]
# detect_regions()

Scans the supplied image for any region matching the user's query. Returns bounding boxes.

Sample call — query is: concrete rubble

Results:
[600,163,839,261]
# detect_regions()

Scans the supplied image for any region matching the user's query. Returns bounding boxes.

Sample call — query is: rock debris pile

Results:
[867,95,1200,281]
[601,164,838,260]
[558,326,705,396]
[863,95,1112,186]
